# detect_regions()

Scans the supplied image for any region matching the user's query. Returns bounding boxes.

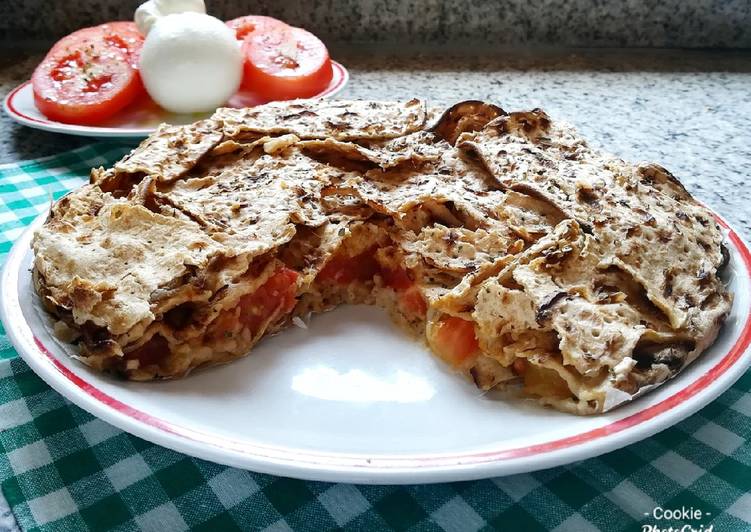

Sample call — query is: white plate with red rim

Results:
[2,61,349,138]
[1,209,750,484]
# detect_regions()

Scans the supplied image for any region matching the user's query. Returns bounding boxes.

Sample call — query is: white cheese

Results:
[138,12,243,113]
[135,0,206,35]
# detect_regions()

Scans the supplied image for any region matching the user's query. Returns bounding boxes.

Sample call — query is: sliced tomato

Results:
[432,316,480,367]
[241,25,333,99]
[381,267,413,291]
[238,267,299,332]
[206,308,240,343]
[125,335,169,368]
[32,22,145,125]
[207,267,298,342]
[381,267,427,317]
[96,22,144,66]
[317,247,380,284]
[48,22,144,64]
[226,15,288,42]
[400,288,428,317]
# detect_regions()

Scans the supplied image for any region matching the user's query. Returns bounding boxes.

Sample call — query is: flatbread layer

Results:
[32,99,732,414]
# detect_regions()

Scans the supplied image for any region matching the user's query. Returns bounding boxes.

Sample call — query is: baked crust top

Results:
[32,99,732,414]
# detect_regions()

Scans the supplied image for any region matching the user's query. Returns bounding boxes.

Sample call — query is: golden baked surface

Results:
[32,99,732,414]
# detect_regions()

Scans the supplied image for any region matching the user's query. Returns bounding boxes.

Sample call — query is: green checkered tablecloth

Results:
[0,145,750,532]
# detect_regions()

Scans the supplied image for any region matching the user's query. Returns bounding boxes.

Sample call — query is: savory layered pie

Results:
[32,99,732,414]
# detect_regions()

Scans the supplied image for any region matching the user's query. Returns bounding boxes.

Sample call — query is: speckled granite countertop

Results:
[2,0,750,48]
[2,48,750,240]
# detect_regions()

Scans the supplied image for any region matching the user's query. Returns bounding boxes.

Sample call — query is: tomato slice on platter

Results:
[241,25,333,100]
[32,22,145,125]
[47,22,144,65]
[226,15,289,42]
[94,22,144,65]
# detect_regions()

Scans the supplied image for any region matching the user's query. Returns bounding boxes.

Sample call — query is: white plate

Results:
[2,61,349,138]
[2,211,750,484]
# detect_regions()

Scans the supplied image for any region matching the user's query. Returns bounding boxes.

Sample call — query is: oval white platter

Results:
[2,61,349,138]
[1,210,750,485]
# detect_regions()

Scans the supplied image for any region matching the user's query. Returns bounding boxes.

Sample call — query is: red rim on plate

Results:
[2,209,750,483]
[3,61,349,138]
[32,221,751,461]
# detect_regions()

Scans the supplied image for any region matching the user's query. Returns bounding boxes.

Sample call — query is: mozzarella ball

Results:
[135,0,207,35]
[139,12,243,113]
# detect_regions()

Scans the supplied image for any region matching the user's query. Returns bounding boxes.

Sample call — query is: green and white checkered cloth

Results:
[0,145,750,532]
